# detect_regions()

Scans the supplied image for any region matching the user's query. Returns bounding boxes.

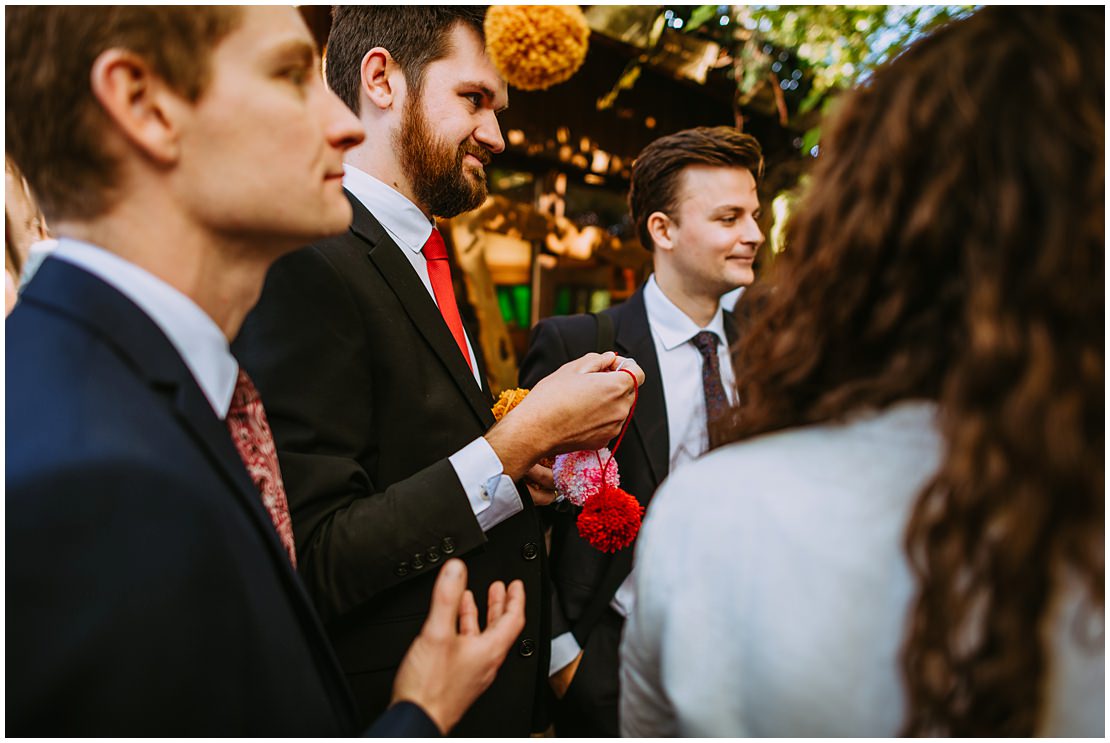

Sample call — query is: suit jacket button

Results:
[518,638,536,657]
[395,562,409,577]
[521,542,538,561]
[426,547,442,564]
[441,537,456,554]
[412,554,425,570]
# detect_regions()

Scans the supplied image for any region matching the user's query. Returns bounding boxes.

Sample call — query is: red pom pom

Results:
[576,486,643,553]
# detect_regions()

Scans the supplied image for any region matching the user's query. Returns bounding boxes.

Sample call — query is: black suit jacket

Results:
[6,259,370,735]
[519,287,737,726]
[234,191,548,735]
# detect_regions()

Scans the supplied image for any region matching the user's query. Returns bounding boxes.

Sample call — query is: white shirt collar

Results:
[342,163,435,253]
[643,274,729,352]
[51,238,238,418]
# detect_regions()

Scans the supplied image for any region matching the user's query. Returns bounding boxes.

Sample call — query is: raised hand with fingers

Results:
[389,559,526,735]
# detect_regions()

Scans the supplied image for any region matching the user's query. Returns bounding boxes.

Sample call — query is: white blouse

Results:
[620,401,1104,737]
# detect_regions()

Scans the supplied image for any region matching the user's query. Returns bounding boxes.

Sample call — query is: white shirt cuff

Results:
[610,571,635,618]
[549,631,582,676]
[448,437,523,532]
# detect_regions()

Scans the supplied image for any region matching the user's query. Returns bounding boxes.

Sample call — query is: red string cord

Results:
[596,368,639,477]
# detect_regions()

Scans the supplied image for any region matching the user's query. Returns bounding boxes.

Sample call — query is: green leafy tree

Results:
[595,5,976,154]
[733,6,976,116]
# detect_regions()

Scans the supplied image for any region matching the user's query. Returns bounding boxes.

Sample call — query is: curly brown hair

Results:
[718,7,1103,735]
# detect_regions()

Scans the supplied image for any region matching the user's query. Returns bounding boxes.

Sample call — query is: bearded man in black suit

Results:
[235,7,644,735]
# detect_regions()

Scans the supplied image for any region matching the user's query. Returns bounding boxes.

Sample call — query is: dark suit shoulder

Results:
[519,301,637,388]
[236,238,372,402]
[519,312,599,388]
[10,315,183,470]
[533,310,603,337]
[264,238,367,301]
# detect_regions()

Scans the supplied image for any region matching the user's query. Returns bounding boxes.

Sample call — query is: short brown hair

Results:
[5,6,241,221]
[326,6,486,115]
[629,126,764,250]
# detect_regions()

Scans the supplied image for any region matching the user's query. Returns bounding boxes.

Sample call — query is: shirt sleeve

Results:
[448,437,523,532]
[549,631,582,677]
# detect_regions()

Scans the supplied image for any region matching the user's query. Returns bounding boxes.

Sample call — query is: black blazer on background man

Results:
[234,191,548,735]
[5,259,435,735]
[519,286,737,736]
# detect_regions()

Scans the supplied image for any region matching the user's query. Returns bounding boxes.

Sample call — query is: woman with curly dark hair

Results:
[620,6,1103,736]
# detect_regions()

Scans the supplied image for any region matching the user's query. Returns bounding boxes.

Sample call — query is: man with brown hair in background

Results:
[234,6,645,735]
[7,6,528,735]
[519,126,765,736]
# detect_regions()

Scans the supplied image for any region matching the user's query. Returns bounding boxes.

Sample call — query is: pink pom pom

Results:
[552,448,620,506]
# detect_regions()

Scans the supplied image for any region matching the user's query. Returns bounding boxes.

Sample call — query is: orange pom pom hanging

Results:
[485,5,590,91]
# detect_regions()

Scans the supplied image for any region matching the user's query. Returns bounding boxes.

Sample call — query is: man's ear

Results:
[89,49,181,165]
[646,211,675,253]
[360,47,402,113]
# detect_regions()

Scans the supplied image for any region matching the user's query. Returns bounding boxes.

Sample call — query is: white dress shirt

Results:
[644,274,738,471]
[51,239,238,419]
[549,275,740,675]
[343,164,521,532]
[620,402,1104,736]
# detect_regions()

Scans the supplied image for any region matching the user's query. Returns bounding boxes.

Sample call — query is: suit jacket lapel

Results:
[24,258,360,728]
[462,312,495,400]
[723,307,740,348]
[23,260,321,590]
[170,378,358,726]
[347,191,496,429]
[612,288,669,492]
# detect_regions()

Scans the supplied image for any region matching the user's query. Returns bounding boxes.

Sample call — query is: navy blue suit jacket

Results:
[6,258,437,737]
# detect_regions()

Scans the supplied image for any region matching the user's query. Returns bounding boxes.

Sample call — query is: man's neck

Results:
[345,142,431,220]
[653,270,721,329]
[54,206,277,342]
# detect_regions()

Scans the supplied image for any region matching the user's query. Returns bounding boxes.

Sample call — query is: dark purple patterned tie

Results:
[691,331,728,445]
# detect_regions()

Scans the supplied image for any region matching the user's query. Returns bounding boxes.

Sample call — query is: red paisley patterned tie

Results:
[226,369,297,567]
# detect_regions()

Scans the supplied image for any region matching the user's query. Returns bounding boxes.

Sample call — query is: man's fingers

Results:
[621,359,646,387]
[525,464,556,506]
[422,559,467,640]
[525,463,555,490]
[489,580,526,639]
[485,580,507,625]
[458,589,479,636]
[566,351,616,374]
[480,580,526,658]
[526,481,557,507]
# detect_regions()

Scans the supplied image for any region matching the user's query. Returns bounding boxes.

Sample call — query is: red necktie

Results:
[226,369,297,567]
[422,228,474,372]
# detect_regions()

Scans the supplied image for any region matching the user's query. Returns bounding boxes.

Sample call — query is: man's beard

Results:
[395,94,491,218]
